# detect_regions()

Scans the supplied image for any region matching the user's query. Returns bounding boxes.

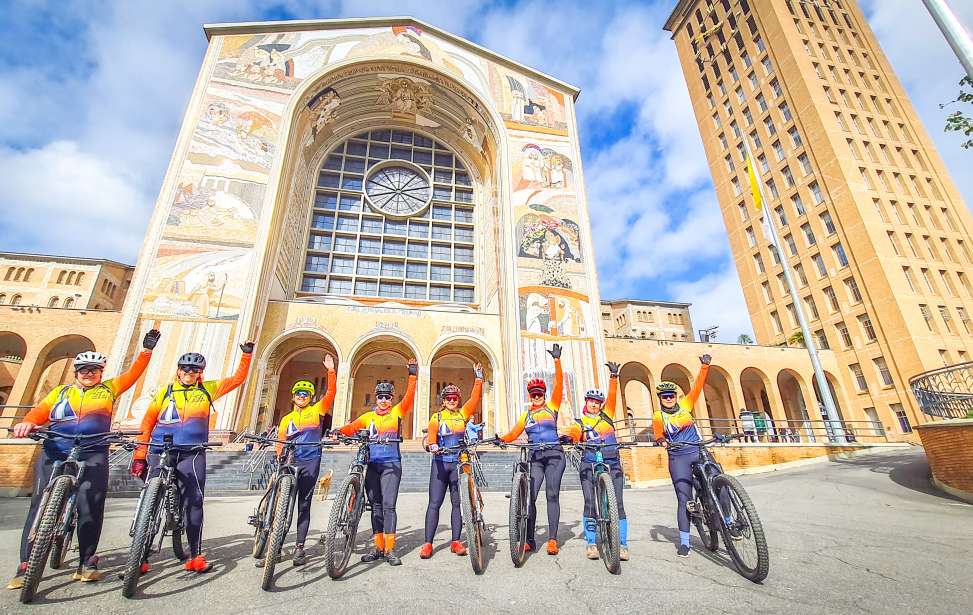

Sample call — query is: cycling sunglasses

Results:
[659,392,677,400]
[178,366,204,374]
[294,391,311,398]
[443,395,461,403]
[376,394,393,401]
[77,366,104,375]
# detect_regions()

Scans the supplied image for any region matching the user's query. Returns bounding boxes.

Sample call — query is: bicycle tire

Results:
[166,484,187,561]
[595,472,621,575]
[459,473,484,575]
[508,471,529,568]
[251,487,273,559]
[324,473,364,579]
[122,477,164,598]
[713,474,770,583]
[261,475,294,591]
[48,514,74,570]
[21,475,72,604]
[691,497,720,552]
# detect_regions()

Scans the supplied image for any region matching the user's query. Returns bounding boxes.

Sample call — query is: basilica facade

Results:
[107,17,608,439]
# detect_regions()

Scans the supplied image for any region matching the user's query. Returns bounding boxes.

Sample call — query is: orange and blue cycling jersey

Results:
[275,369,337,461]
[562,375,621,462]
[135,353,252,460]
[339,375,416,463]
[427,378,483,463]
[652,364,710,456]
[23,350,153,455]
[500,359,563,445]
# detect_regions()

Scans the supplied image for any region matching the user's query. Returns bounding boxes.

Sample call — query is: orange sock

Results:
[373,533,386,551]
[384,533,396,552]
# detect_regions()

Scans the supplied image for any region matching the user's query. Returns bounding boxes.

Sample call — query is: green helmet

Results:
[291,380,316,396]
[656,381,679,395]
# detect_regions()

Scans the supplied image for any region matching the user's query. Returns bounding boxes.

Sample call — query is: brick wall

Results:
[916,419,973,499]
[0,440,41,496]
[620,443,863,485]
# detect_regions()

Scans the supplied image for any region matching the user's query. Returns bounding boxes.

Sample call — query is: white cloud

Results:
[0,141,149,262]
[668,266,754,340]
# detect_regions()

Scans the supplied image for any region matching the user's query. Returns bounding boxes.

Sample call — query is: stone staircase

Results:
[108,449,583,497]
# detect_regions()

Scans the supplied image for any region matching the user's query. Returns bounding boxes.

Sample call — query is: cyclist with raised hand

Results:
[499,343,565,556]
[7,330,161,589]
[258,354,338,568]
[131,341,255,574]
[653,353,720,558]
[336,357,417,566]
[419,362,484,560]
[560,361,630,562]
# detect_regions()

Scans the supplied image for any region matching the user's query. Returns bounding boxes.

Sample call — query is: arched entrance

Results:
[254,330,340,435]
[0,332,27,405]
[776,369,810,423]
[429,338,495,432]
[703,366,735,428]
[740,367,774,418]
[349,335,421,440]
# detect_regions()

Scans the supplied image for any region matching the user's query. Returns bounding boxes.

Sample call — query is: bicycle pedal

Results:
[685,501,699,513]
[247,515,259,527]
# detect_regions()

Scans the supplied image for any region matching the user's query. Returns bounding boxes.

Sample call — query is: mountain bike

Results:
[571,441,631,575]
[244,434,336,590]
[121,436,223,598]
[322,432,401,579]
[668,435,770,583]
[434,424,492,575]
[498,441,562,567]
[20,428,137,604]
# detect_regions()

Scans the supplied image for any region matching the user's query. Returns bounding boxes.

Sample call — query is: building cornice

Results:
[0,252,134,270]
[202,16,582,100]
[663,0,695,35]
[601,298,692,309]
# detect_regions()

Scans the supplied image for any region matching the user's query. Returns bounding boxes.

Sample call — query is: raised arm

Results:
[109,330,161,396]
[605,362,622,421]
[461,365,484,422]
[394,358,419,418]
[212,343,254,399]
[683,354,712,410]
[500,412,527,443]
[314,357,338,417]
[549,345,564,409]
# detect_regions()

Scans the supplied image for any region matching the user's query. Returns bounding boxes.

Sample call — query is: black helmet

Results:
[177,352,206,370]
[375,381,395,396]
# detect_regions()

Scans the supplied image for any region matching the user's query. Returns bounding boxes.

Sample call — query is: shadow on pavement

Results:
[828,450,967,503]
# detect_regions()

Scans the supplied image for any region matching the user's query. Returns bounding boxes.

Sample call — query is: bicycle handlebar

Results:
[243,433,340,447]
[29,428,134,442]
[662,433,743,450]
[432,438,499,455]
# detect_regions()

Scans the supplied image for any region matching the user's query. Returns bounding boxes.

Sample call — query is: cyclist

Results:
[7,329,161,589]
[131,341,255,574]
[560,361,629,562]
[654,353,734,558]
[256,354,337,568]
[420,362,484,560]
[336,357,417,566]
[499,344,565,555]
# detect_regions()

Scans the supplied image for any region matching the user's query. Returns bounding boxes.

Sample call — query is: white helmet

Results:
[73,351,107,369]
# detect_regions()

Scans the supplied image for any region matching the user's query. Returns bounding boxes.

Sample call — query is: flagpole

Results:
[922,0,973,82]
[744,139,844,441]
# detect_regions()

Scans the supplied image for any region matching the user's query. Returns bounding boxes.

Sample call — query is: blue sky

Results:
[1,0,972,340]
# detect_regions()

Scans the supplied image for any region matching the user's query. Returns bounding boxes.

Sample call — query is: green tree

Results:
[737,334,754,345]
[787,329,805,348]
[941,76,973,149]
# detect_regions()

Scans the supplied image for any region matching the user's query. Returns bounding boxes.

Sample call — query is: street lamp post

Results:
[922,0,973,82]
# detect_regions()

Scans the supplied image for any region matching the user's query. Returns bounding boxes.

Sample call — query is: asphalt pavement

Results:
[0,449,969,614]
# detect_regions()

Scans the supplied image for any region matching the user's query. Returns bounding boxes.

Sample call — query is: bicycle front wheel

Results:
[324,473,364,580]
[713,474,769,583]
[459,472,485,575]
[595,472,621,575]
[261,475,294,591]
[508,471,529,567]
[122,477,164,598]
[48,501,75,570]
[21,475,72,604]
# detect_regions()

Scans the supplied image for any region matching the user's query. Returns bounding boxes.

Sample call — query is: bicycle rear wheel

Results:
[323,473,364,579]
[508,471,529,567]
[459,472,485,575]
[21,476,72,604]
[713,474,769,583]
[691,475,719,552]
[122,477,164,598]
[261,475,294,591]
[595,473,621,575]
